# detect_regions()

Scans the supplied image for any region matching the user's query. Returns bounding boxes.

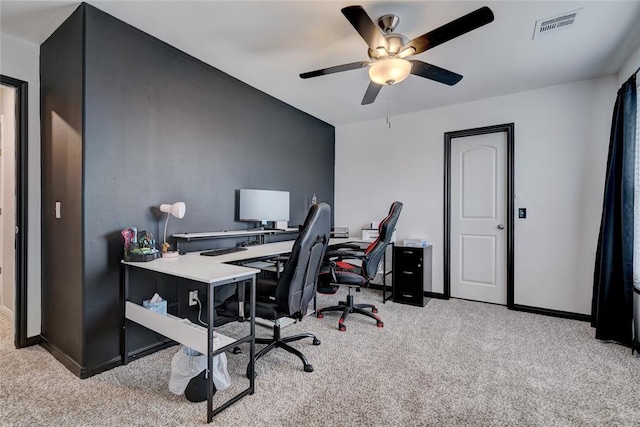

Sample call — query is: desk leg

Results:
[382,245,394,303]
[249,276,256,393]
[206,276,256,423]
[382,249,388,303]
[207,283,215,423]
[121,265,130,365]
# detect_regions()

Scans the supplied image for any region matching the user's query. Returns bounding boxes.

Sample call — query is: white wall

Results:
[335,76,617,315]
[0,32,41,337]
[617,41,640,86]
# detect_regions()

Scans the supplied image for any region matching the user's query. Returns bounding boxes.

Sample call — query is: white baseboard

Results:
[0,304,13,321]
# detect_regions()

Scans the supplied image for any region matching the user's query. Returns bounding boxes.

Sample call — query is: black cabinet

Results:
[392,245,432,306]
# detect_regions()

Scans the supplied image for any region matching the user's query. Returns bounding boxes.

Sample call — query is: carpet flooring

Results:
[1,288,639,426]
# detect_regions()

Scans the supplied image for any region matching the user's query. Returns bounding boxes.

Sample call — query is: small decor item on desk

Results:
[159,201,186,258]
[161,241,179,258]
[143,292,167,316]
[122,228,160,262]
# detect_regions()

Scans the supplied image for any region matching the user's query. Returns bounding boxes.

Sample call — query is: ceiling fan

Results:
[300,5,494,105]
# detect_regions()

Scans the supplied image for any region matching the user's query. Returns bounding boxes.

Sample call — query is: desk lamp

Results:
[160,202,186,258]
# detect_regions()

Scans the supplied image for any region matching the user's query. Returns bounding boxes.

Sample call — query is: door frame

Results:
[444,123,514,307]
[1,75,28,348]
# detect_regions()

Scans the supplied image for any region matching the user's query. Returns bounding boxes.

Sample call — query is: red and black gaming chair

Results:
[316,201,403,331]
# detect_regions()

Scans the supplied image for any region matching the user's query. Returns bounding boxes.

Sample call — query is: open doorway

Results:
[1,75,28,348]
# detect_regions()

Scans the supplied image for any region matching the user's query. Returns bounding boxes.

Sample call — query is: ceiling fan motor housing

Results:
[378,14,400,33]
[368,33,408,60]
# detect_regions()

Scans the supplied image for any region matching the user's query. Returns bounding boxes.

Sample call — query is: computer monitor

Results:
[238,189,290,229]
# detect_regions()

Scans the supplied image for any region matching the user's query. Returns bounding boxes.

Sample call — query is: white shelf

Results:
[125,301,235,355]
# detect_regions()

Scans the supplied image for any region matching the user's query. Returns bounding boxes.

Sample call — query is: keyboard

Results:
[200,247,248,257]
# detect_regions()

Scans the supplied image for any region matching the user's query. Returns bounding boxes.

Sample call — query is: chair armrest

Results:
[328,243,362,250]
[324,249,366,260]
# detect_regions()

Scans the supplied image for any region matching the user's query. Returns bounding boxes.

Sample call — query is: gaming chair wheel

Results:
[232,346,242,354]
[377,321,384,328]
[313,338,321,345]
[372,308,378,313]
[339,324,346,332]
[304,364,314,373]
[316,312,324,319]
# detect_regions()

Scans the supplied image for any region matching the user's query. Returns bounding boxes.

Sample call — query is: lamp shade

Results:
[368,58,412,85]
[160,202,186,219]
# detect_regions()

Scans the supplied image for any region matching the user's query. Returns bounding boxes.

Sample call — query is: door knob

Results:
[497,224,504,230]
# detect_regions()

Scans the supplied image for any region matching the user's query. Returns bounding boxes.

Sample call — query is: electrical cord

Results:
[195,295,208,327]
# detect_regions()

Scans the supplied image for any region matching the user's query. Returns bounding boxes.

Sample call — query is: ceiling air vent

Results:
[532,8,582,40]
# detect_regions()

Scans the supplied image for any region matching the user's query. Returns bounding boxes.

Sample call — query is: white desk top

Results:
[122,254,259,284]
[200,240,298,263]
[122,238,353,282]
[194,238,352,263]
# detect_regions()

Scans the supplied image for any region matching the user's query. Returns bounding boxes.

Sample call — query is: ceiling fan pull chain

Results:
[387,98,391,128]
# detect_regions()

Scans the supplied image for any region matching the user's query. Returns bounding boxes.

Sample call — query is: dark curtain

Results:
[592,75,637,346]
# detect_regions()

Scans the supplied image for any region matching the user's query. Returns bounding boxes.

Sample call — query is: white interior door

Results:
[450,132,507,304]
[1,85,17,316]
[0,114,4,310]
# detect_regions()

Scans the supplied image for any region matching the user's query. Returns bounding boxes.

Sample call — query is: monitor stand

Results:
[258,221,282,231]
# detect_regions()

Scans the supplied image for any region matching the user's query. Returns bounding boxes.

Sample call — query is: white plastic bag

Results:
[168,345,231,395]
[210,351,231,391]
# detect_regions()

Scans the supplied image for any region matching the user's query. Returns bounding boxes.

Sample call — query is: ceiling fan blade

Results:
[341,5,389,52]
[300,61,370,79]
[409,60,463,86]
[399,6,494,57]
[361,81,383,105]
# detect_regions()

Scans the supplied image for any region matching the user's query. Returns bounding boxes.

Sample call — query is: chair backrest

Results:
[361,201,403,280]
[275,202,331,318]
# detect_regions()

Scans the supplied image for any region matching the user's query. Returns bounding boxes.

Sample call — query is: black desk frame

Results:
[121,265,256,423]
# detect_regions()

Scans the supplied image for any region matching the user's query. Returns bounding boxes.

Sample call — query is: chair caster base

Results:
[339,324,346,332]
[313,338,321,345]
[372,308,378,313]
[377,321,384,328]
[304,364,314,373]
[316,313,324,319]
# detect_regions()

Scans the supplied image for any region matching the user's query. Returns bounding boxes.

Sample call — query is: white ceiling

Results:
[2,1,640,126]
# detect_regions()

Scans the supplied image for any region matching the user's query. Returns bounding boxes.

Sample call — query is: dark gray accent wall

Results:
[41,3,335,376]
[40,6,85,367]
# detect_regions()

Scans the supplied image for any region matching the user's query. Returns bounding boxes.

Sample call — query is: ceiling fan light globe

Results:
[368,58,411,86]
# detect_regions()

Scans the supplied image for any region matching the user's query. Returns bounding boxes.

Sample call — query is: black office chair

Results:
[316,201,403,331]
[218,202,331,374]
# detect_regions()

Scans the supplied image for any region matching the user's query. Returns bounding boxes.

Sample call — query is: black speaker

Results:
[184,370,216,402]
